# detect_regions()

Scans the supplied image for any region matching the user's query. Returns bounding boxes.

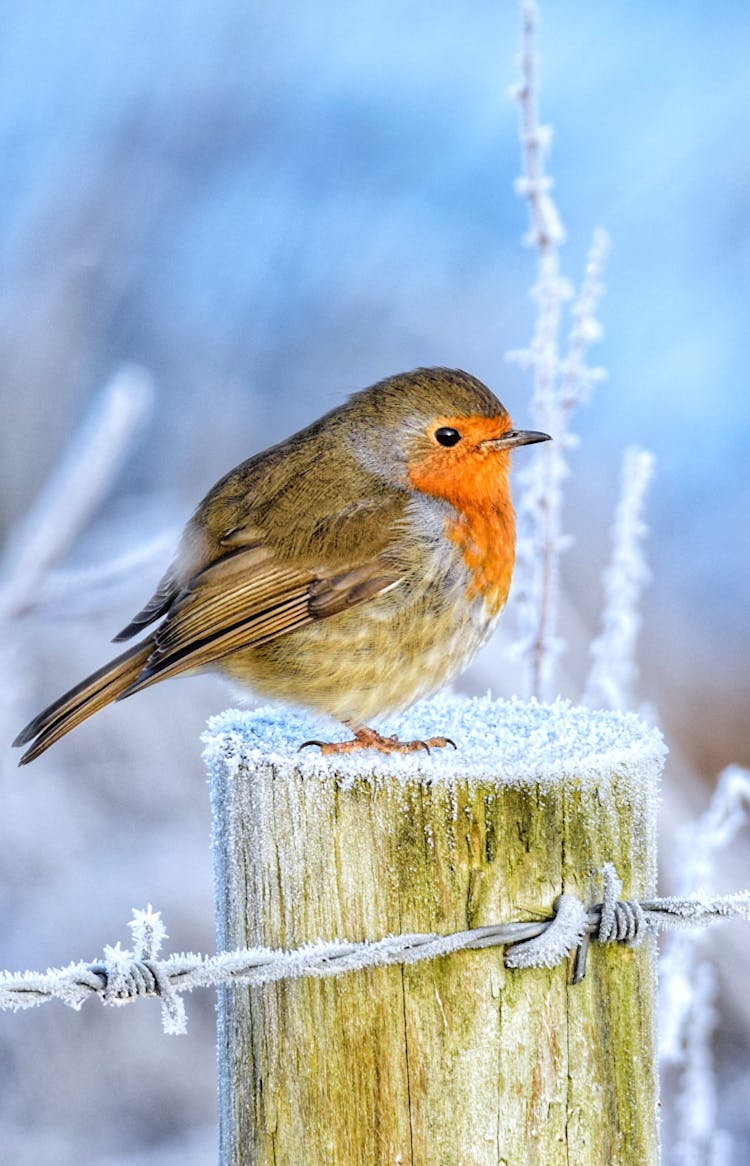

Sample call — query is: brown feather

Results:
[123,548,401,693]
[112,570,179,642]
[14,641,153,764]
[14,541,403,760]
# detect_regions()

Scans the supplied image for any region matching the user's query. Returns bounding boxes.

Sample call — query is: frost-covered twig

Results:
[35,531,175,616]
[660,766,750,1166]
[559,227,609,417]
[660,767,750,1060]
[508,0,607,699]
[671,962,730,1166]
[2,885,750,1034]
[0,364,154,621]
[583,446,655,710]
[0,366,157,769]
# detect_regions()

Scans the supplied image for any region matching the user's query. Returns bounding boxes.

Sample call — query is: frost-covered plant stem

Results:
[659,766,750,1166]
[584,445,655,710]
[511,0,565,700]
[509,0,607,699]
[0,366,157,774]
[0,365,154,622]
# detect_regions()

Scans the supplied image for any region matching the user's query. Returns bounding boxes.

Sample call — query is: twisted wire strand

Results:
[2,866,748,1034]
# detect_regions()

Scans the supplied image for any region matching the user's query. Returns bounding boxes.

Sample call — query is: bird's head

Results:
[346,367,550,512]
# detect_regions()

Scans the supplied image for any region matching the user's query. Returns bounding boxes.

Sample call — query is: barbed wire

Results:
[1,865,748,1035]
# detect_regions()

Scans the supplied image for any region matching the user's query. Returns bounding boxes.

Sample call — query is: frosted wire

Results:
[1,888,749,1035]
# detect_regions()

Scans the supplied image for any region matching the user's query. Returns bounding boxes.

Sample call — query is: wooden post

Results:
[207,694,665,1166]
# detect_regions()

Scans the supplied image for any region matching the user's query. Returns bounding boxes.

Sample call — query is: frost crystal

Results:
[584,446,655,710]
[202,690,666,791]
[128,904,168,960]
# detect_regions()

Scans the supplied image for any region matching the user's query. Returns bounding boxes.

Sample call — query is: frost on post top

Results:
[203,692,666,790]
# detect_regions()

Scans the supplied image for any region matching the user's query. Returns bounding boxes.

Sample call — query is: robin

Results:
[14,367,549,763]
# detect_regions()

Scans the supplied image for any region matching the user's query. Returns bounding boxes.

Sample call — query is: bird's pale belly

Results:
[217,572,501,727]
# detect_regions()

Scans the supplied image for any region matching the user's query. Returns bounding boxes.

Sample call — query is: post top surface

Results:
[203,692,666,790]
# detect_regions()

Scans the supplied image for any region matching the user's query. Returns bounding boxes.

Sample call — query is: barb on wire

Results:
[2,875,749,1035]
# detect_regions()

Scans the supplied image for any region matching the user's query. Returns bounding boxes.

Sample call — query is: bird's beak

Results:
[483,429,552,450]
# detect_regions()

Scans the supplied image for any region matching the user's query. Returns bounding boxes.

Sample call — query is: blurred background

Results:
[0,0,748,1162]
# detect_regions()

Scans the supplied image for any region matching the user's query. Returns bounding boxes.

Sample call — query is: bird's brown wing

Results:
[14,534,402,764]
[120,541,403,695]
[112,568,180,642]
[111,517,268,644]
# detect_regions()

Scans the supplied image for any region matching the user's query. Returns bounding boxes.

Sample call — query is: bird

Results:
[14,367,550,764]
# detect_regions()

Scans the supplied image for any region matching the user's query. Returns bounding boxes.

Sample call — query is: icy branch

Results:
[507,0,607,699]
[659,769,750,1065]
[659,766,750,1166]
[583,446,655,710]
[512,1,566,254]
[678,766,750,891]
[559,227,609,416]
[0,364,154,621]
[34,531,175,616]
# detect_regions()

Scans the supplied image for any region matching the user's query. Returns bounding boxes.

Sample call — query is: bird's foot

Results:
[300,726,457,756]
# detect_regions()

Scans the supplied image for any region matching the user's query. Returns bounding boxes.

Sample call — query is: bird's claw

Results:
[298,728,458,756]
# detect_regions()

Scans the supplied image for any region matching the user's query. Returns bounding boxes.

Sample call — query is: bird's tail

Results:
[13,639,153,765]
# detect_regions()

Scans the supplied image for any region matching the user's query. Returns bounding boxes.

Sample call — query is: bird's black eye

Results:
[434,427,461,447]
